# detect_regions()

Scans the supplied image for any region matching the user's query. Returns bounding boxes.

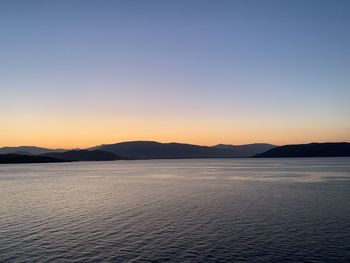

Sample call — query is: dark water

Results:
[1,158,350,263]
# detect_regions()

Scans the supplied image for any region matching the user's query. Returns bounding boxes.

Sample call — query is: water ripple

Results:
[0,158,350,262]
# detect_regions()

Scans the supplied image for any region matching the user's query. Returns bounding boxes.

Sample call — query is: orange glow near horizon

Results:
[2,114,349,148]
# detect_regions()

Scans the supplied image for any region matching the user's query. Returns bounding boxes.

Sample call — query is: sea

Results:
[1,158,350,262]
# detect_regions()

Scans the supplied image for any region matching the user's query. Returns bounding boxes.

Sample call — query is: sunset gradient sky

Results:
[1,0,349,148]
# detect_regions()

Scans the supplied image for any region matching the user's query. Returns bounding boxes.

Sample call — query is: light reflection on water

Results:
[1,158,350,262]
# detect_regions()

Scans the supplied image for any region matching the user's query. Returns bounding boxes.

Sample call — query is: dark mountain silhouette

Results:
[90,141,267,159]
[3,141,348,161]
[0,154,70,164]
[7,151,32,155]
[254,142,350,158]
[0,146,67,155]
[214,143,275,156]
[39,150,126,161]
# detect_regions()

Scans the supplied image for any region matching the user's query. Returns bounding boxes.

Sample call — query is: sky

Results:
[1,0,349,148]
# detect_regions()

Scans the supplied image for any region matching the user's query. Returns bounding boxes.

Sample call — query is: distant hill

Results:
[214,143,275,156]
[39,150,126,161]
[253,142,350,158]
[0,146,67,155]
[7,151,32,155]
[90,141,272,159]
[0,154,70,164]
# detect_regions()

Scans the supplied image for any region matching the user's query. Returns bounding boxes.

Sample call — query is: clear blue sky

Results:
[1,0,349,147]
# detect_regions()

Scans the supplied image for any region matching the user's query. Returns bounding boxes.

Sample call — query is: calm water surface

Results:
[1,158,350,262]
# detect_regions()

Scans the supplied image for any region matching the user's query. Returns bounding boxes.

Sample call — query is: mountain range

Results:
[213,143,277,157]
[0,146,67,155]
[90,141,275,159]
[39,150,126,161]
[254,142,350,158]
[0,141,274,158]
[0,154,70,164]
[1,141,350,164]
